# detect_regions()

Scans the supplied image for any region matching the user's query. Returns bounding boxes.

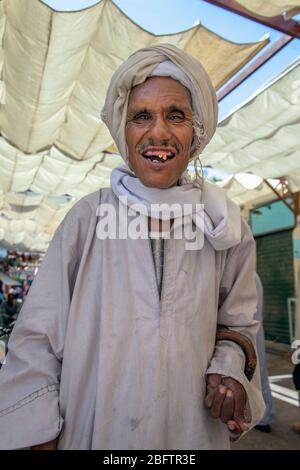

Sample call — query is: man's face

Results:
[125,77,194,188]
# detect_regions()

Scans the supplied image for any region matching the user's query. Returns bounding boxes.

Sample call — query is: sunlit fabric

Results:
[202,58,300,206]
[218,176,281,207]
[236,0,300,19]
[0,0,270,250]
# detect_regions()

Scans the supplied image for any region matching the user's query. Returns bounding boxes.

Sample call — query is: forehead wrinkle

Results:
[167,103,191,113]
[128,76,192,107]
[127,103,191,115]
[127,92,193,116]
[129,91,191,107]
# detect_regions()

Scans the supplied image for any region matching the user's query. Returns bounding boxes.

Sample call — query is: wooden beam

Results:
[217,34,293,100]
[202,0,300,38]
[292,191,300,215]
[263,178,298,215]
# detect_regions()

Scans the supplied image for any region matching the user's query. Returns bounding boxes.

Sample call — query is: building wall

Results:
[256,229,294,344]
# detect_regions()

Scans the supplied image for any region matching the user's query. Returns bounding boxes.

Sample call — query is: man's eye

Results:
[168,113,184,121]
[133,113,150,121]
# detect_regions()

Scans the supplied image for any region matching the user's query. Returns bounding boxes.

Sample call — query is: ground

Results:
[232,344,300,450]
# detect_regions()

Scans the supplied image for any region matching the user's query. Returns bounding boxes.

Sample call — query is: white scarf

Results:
[110,165,241,251]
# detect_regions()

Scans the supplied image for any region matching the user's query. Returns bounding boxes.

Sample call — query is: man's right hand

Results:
[204,373,250,435]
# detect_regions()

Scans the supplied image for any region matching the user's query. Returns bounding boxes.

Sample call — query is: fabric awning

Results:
[236,0,300,19]
[218,175,280,207]
[0,0,270,250]
[0,0,269,158]
[202,57,300,205]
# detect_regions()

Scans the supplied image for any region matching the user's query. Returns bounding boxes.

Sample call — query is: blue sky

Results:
[43,0,300,121]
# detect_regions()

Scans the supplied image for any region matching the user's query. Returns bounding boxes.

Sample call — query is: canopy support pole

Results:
[202,0,300,38]
[263,178,298,215]
[217,34,293,100]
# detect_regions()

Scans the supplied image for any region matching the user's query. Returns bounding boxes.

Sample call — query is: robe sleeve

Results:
[0,197,93,449]
[206,218,266,432]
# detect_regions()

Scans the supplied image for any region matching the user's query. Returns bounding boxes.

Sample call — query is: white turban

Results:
[101,43,218,162]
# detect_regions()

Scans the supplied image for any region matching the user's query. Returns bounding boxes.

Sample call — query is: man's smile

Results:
[141,147,176,163]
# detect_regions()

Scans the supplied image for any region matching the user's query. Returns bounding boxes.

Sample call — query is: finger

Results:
[223,378,249,432]
[227,420,242,434]
[207,374,222,389]
[238,421,250,432]
[226,390,243,434]
[204,387,215,409]
[210,385,227,418]
[205,374,222,409]
[233,393,249,432]
[220,389,234,423]
[233,414,249,432]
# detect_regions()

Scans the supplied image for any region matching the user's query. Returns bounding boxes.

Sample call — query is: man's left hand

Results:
[204,373,250,435]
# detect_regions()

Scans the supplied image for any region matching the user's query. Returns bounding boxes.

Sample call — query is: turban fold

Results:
[101,43,218,162]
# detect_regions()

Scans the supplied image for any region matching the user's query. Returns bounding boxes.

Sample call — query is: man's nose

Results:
[148,115,171,141]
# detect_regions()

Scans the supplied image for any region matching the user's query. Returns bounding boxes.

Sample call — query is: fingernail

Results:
[219,386,226,394]
[226,390,232,398]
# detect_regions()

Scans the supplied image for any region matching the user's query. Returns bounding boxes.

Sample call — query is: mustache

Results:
[136,140,180,154]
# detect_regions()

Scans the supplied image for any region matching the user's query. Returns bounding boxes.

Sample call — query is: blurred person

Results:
[0,341,5,366]
[9,285,19,300]
[0,281,4,305]
[13,286,20,300]
[0,44,265,450]
[23,282,30,298]
[253,273,276,433]
[0,293,20,326]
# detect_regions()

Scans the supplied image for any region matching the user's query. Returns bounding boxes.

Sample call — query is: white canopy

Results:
[218,175,280,207]
[0,0,270,251]
[202,57,300,206]
[0,0,268,158]
[236,0,300,19]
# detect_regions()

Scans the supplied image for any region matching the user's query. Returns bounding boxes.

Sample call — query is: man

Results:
[0,292,19,371]
[0,280,4,305]
[0,44,265,450]
[0,292,19,327]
